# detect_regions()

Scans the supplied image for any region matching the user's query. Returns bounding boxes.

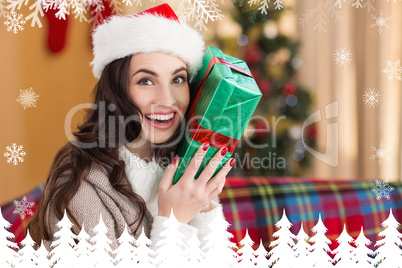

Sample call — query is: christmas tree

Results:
[218,1,316,176]
[374,209,402,267]
[153,210,188,268]
[35,240,51,268]
[74,224,93,267]
[49,210,77,268]
[185,230,204,267]
[133,227,154,267]
[89,215,115,268]
[267,209,297,267]
[113,225,137,267]
[332,224,356,266]
[17,229,36,268]
[237,229,256,267]
[309,214,334,267]
[0,208,19,267]
[293,223,312,266]
[354,227,375,268]
[201,210,239,267]
[253,239,270,267]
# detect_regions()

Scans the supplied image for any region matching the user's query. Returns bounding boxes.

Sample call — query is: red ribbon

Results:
[187,57,253,153]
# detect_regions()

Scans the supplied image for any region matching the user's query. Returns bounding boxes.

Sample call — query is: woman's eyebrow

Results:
[172,67,187,75]
[133,69,158,77]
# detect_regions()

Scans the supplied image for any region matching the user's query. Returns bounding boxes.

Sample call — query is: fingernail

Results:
[221,147,228,156]
[171,156,178,165]
[230,158,235,167]
[203,143,210,151]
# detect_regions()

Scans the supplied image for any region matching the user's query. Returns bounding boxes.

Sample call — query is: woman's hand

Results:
[157,143,235,224]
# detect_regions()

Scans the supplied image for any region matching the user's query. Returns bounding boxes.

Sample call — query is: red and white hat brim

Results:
[90,13,205,80]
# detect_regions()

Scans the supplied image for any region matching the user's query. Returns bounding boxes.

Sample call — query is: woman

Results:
[27,3,234,253]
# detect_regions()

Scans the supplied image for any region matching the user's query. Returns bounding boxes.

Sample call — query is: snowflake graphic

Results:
[16,87,39,109]
[382,59,402,81]
[334,0,375,11]
[13,196,35,220]
[4,12,26,34]
[177,0,223,31]
[362,88,381,107]
[370,10,391,34]
[4,143,26,166]
[372,179,395,200]
[370,141,390,165]
[333,48,352,67]
[298,0,342,33]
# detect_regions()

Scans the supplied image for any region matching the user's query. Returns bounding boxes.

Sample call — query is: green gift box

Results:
[172,46,262,184]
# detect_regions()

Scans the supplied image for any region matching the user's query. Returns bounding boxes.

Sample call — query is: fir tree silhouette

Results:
[114,224,137,267]
[49,210,77,268]
[237,229,256,267]
[35,240,51,268]
[185,229,204,267]
[253,239,269,267]
[154,209,188,268]
[133,226,154,267]
[332,224,356,266]
[17,229,36,268]
[74,224,93,267]
[202,209,238,267]
[294,223,312,266]
[89,214,115,267]
[354,227,375,268]
[0,207,19,267]
[374,208,402,267]
[268,209,297,267]
[309,214,334,267]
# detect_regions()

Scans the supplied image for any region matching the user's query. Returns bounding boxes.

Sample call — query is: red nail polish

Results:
[221,147,228,156]
[230,158,235,167]
[172,157,178,165]
[203,143,210,151]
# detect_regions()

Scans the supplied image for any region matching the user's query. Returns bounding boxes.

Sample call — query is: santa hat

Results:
[90,3,205,80]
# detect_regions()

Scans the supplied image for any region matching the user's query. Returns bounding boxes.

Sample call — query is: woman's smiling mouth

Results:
[144,112,176,130]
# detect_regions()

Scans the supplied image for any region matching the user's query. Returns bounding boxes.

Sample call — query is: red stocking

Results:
[45,9,69,53]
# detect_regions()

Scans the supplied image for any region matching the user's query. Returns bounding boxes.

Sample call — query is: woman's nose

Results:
[157,83,175,105]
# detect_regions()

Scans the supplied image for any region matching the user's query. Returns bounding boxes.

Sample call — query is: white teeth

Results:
[146,113,174,120]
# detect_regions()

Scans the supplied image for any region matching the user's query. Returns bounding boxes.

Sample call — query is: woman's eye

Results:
[172,76,187,84]
[137,78,153,86]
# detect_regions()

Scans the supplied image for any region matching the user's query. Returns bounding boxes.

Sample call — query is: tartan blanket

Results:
[219,177,402,253]
[1,177,402,253]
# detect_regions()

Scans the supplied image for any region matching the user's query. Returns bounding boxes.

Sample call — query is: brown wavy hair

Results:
[27,55,187,246]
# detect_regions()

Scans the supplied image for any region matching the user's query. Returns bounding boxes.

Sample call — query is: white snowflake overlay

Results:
[4,143,26,166]
[334,0,376,11]
[13,196,35,220]
[372,179,395,200]
[370,10,391,34]
[362,88,381,108]
[333,48,352,67]
[370,141,390,166]
[298,0,342,33]
[177,0,224,31]
[230,0,284,22]
[17,87,39,109]
[382,59,402,81]
[3,11,25,33]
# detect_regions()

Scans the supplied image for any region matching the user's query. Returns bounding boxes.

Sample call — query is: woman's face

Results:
[129,52,190,145]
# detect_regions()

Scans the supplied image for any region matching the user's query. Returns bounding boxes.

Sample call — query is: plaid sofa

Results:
[2,178,402,253]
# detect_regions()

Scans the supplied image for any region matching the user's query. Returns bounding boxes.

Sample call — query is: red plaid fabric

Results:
[219,177,402,253]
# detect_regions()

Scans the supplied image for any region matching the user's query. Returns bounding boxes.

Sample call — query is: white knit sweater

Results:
[119,146,226,249]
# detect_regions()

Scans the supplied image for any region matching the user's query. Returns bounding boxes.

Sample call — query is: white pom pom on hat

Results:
[90,3,205,80]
